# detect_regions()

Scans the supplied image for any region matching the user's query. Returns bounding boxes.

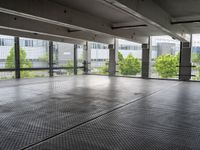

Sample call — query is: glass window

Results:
[90,42,109,75]
[0,72,15,80]
[0,35,15,80]
[53,42,74,76]
[150,36,180,79]
[117,39,142,77]
[20,37,49,78]
[77,45,84,75]
[0,35,15,69]
[20,37,49,69]
[20,70,49,79]
[191,34,200,80]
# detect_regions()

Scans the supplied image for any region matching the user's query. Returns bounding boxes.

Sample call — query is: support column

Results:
[83,42,91,74]
[179,42,192,81]
[142,43,150,79]
[108,43,116,76]
[14,37,20,79]
[74,44,78,75]
[49,41,53,77]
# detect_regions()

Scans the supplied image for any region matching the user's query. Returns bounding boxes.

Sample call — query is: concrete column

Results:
[49,41,53,77]
[142,43,150,78]
[74,44,78,75]
[14,37,20,79]
[83,42,91,74]
[108,44,116,76]
[179,42,192,81]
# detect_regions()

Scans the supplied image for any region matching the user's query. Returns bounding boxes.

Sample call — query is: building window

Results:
[25,40,34,47]
[92,43,108,49]
[0,38,5,46]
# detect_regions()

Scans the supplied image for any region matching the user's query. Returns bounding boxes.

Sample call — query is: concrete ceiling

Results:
[0,0,200,44]
[49,0,165,35]
[153,0,200,34]
[50,0,142,24]
[49,0,167,39]
[153,0,200,18]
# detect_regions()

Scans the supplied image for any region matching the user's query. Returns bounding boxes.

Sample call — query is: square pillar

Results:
[83,42,91,74]
[49,41,54,77]
[108,44,116,76]
[142,43,150,79]
[74,44,78,75]
[179,42,192,81]
[14,37,20,79]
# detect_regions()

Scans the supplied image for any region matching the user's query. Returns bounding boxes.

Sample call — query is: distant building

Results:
[0,35,184,72]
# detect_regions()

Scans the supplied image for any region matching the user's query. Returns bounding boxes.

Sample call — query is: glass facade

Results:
[0,34,200,81]
[150,36,180,79]
[0,35,15,69]
[0,35,15,80]
[191,34,200,80]
[20,70,49,79]
[90,42,109,75]
[0,35,82,80]
[117,39,142,77]
[77,45,84,75]
[53,42,74,76]
[19,37,49,78]
[20,37,49,69]
[0,71,15,80]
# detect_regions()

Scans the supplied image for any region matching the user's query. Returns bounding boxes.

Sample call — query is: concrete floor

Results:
[0,75,200,150]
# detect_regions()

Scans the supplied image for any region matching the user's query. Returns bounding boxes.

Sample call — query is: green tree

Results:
[6,47,34,78]
[5,47,15,68]
[62,60,74,75]
[97,52,141,75]
[118,51,124,62]
[192,53,200,63]
[196,66,200,79]
[191,53,200,80]
[98,61,109,74]
[118,53,141,75]
[154,54,179,78]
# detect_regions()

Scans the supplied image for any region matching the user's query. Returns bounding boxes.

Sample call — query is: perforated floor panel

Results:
[0,76,200,150]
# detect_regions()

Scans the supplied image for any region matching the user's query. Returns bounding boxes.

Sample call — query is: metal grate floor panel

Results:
[28,80,200,150]
[0,76,199,149]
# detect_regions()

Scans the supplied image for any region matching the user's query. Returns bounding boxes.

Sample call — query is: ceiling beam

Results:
[0,28,86,45]
[112,24,147,30]
[0,12,115,44]
[0,0,148,43]
[100,0,190,42]
[172,15,200,25]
